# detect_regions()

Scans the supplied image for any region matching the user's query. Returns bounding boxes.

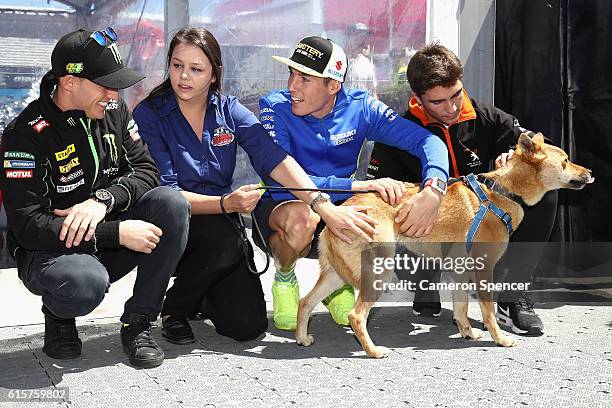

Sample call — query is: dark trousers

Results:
[162,214,268,341]
[412,190,558,301]
[16,187,190,323]
[495,190,558,300]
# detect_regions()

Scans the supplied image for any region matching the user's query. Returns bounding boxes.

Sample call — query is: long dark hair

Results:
[145,27,223,102]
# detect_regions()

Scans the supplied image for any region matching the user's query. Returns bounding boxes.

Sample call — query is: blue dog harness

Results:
[461,173,518,252]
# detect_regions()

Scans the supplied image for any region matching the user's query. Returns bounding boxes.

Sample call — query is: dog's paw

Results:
[463,328,484,340]
[296,334,315,347]
[496,335,517,347]
[367,346,391,359]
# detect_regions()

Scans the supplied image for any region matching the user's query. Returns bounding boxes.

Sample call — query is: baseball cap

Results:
[51,28,145,89]
[273,36,347,82]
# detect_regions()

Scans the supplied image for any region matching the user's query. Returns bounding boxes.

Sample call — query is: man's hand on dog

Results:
[317,201,378,244]
[353,178,405,205]
[495,149,514,168]
[395,188,442,237]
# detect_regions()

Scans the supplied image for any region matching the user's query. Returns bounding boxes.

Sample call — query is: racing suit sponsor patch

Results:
[5,169,33,179]
[103,167,119,176]
[32,119,50,133]
[4,160,35,169]
[59,168,84,183]
[55,144,76,161]
[57,178,85,193]
[28,115,43,126]
[4,151,35,160]
[330,129,356,146]
[127,119,141,141]
[59,157,80,173]
[211,127,235,147]
[106,99,119,110]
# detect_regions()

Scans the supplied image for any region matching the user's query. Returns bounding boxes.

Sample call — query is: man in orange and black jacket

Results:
[367,43,557,336]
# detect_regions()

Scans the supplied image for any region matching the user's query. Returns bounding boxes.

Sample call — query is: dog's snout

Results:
[586,169,595,184]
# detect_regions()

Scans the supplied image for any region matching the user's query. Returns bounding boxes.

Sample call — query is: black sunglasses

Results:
[83,27,118,47]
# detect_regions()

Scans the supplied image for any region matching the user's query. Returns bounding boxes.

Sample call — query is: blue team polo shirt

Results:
[133,91,287,196]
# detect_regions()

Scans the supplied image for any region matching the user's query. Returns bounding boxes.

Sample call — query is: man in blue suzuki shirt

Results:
[253,36,450,331]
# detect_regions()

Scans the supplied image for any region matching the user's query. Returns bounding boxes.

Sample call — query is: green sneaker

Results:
[322,284,354,326]
[272,280,299,331]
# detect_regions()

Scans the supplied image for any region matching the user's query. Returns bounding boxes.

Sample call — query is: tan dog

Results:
[296,133,594,358]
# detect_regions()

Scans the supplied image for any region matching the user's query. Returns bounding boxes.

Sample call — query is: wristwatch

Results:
[310,192,331,214]
[93,189,115,213]
[423,177,447,196]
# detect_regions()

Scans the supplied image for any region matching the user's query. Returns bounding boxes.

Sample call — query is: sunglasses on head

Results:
[83,27,118,47]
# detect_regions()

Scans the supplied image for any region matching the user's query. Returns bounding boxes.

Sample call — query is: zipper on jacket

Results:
[433,124,460,178]
[80,118,99,188]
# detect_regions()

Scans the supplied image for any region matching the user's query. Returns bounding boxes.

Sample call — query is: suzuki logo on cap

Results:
[335,60,343,70]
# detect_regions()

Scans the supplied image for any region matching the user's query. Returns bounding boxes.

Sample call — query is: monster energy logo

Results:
[108,43,122,65]
[103,133,119,163]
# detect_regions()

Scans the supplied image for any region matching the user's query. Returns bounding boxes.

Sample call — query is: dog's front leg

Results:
[476,285,517,347]
[452,289,484,340]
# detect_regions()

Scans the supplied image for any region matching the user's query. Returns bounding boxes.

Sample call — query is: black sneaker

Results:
[162,315,195,345]
[412,288,441,317]
[42,309,82,360]
[497,293,544,336]
[120,313,164,368]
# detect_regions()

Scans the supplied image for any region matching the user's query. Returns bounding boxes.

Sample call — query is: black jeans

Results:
[162,213,268,341]
[16,187,190,323]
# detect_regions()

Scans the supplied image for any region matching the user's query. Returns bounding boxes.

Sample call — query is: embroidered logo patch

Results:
[55,144,76,161]
[4,151,34,160]
[28,115,43,126]
[66,62,83,74]
[102,134,119,163]
[32,119,50,133]
[59,168,84,183]
[4,160,35,169]
[106,99,118,110]
[127,119,140,141]
[57,178,85,193]
[5,169,33,179]
[211,127,235,147]
[59,157,80,173]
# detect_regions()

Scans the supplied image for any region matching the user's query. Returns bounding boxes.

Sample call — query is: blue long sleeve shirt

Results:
[133,91,287,196]
[259,87,449,201]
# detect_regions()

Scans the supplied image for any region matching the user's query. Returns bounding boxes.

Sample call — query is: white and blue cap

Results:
[273,36,347,82]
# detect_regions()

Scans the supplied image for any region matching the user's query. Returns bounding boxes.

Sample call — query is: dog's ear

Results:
[518,133,537,154]
[532,132,545,144]
[518,133,547,162]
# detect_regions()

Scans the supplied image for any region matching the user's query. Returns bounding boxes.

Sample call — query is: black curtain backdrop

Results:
[495,0,612,282]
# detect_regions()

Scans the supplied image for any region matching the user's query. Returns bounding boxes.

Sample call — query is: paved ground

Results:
[0,248,610,408]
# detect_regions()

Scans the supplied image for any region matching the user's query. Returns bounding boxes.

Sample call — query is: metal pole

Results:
[164,0,189,54]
